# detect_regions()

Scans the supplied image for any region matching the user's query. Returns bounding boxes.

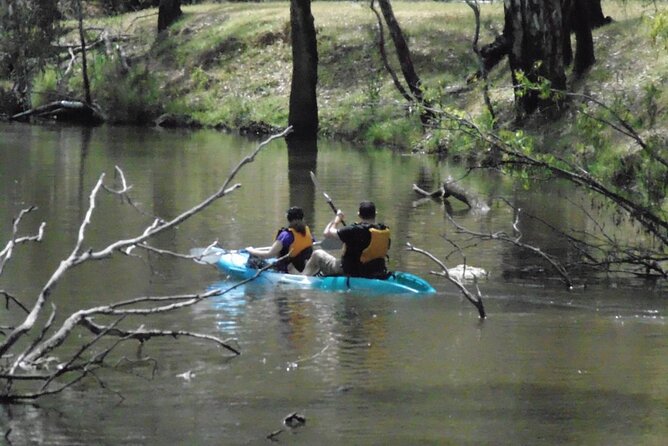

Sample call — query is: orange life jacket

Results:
[287,226,313,258]
[360,225,391,264]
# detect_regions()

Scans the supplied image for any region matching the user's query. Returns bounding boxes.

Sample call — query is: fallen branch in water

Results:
[0,127,292,403]
[412,176,490,212]
[406,243,486,319]
[444,208,574,289]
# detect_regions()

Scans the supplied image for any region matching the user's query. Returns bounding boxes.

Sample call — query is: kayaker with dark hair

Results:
[302,201,391,278]
[246,206,314,273]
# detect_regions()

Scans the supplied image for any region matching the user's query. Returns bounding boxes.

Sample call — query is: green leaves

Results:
[513,67,561,102]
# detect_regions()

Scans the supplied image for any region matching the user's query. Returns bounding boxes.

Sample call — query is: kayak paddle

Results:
[310,171,344,250]
[309,171,345,225]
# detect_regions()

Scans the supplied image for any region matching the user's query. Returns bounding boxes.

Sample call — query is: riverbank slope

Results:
[6,2,668,155]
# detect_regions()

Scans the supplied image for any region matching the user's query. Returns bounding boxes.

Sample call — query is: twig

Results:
[0,206,45,276]
[406,243,486,319]
[1,291,30,314]
[445,211,573,288]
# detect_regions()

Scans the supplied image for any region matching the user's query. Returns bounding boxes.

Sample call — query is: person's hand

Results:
[335,209,345,221]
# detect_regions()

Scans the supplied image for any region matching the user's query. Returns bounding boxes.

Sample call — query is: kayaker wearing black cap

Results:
[302,201,390,278]
[246,206,314,273]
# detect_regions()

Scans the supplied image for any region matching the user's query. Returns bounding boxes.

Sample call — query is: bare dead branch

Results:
[1,290,30,314]
[0,206,45,276]
[40,316,127,391]
[406,243,486,319]
[0,127,291,365]
[445,211,574,288]
[10,305,57,376]
[79,317,241,356]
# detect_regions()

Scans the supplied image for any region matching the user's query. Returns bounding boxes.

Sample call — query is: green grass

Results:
[12,1,667,150]
[1,1,659,209]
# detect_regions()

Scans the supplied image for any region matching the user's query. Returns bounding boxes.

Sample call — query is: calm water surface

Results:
[0,123,666,445]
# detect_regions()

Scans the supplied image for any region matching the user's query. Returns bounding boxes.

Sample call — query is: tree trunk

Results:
[157,0,182,33]
[587,0,611,28]
[76,0,92,104]
[571,0,595,75]
[505,0,566,115]
[288,0,319,139]
[377,0,434,125]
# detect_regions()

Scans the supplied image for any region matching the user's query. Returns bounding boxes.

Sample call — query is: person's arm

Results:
[246,239,283,259]
[323,209,345,239]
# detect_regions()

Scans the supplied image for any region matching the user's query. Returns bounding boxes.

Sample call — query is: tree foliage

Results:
[0,0,60,105]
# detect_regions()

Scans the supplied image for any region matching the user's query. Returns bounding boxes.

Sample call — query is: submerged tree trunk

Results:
[505,0,567,115]
[288,0,319,139]
[157,0,182,33]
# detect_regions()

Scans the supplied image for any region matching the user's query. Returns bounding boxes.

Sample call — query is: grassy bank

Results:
[22,1,668,154]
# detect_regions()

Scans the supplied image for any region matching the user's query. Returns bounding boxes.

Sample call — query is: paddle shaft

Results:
[310,171,346,225]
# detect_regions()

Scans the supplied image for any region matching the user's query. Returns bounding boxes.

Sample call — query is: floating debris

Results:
[283,412,306,429]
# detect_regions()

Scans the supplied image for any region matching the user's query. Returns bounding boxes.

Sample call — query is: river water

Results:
[0,123,666,445]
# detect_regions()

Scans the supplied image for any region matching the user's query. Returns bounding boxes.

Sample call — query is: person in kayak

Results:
[245,206,314,273]
[302,201,390,278]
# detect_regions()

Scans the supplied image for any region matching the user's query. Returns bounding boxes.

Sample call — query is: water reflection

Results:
[287,138,317,224]
[207,280,249,334]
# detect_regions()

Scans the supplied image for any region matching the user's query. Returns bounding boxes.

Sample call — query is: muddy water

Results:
[0,123,666,445]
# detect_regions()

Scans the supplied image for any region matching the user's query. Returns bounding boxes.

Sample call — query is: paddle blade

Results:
[190,247,225,265]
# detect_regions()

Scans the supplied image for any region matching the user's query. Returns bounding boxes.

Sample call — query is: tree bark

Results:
[288,0,319,139]
[477,0,604,106]
[571,0,595,75]
[157,0,182,33]
[505,0,567,115]
[586,0,612,28]
[376,0,434,125]
[76,0,92,105]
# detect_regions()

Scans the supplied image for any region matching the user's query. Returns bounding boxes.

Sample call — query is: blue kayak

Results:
[202,249,436,295]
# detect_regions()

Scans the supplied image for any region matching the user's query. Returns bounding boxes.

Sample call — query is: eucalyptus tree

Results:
[477,0,606,116]
[371,0,434,126]
[288,0,319,139]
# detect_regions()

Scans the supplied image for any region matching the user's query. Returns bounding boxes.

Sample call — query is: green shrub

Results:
[646,10,668,49]
[83,55,163,124]
[31,67,60,107]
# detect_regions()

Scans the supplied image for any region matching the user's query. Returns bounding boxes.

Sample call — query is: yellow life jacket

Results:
[288,226,313,258]
[360,226,390,264]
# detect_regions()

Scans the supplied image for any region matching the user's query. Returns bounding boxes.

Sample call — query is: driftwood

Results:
[10,100,105,125]
[412,176,489,212]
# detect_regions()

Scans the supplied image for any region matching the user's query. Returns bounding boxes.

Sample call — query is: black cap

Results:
[358,201,376,219]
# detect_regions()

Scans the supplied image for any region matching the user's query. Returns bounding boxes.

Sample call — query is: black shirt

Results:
[337,223,388,277]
